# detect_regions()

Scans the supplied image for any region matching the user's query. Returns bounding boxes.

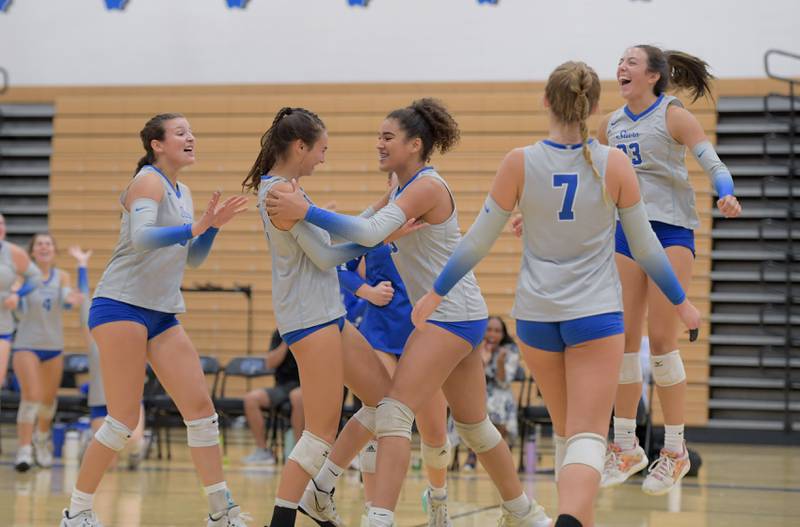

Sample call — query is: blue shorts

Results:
[516,312,624,352]
[89,405,108,420]
[89,297,180,340]
[428,319,489,349]
[281,317,345,347]
[12,349,63,362]
[615,221,695,259]
[0,333,12,341]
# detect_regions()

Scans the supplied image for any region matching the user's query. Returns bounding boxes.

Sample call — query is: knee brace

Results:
[562,432,606,475]
[375,398,415,440]
[359,439,378,474]
[95,415,133,452]
[353,405,377,435]
[288,431,331,477]
[17,400,40,424]
[619,352,642,385]
[454,416,502,454]
[185,413,220,448]
[38,400,57,422]
[421,437,452,470]
[651,350,686,387]
[553,433,566,482]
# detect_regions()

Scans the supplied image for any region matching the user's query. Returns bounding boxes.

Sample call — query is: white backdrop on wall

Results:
[1,0,798,86]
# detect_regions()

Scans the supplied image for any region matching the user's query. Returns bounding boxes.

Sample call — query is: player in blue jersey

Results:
[413,61,701,527]
[598,46,741,495]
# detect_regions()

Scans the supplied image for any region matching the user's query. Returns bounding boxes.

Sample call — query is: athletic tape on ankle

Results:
[422,438,452,469]
[651,350,686,387]
[288,431,331,477]
[375,398,415,440]
[562,432,606,475]
[353,405,377,435]
[95,415,132,452]
[184,413,220,447]
[17,400,40,424]
[619,352,643,384]
[454,416,502,453]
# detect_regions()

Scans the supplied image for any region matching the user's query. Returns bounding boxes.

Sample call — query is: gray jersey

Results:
[94,166,194,313]
[257,176,345,335]
[13,269,66,350]
[389,170,488,322]
[511,140,622,322]
[606,94,698,229]
[0,242,17,335]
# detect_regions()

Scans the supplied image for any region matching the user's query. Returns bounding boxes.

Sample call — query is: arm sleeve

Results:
[15,262,42,298]
[77,266,90,328]
[304,202,407,246]
[618,200,686,305]
[692,140,734,198]
[290,221,377,270]
[186,227,219,268]
[130,198,194,252]
[433,195,511,296]
[337,259,367,295]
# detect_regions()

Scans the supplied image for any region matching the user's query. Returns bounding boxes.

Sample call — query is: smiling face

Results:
[484,317,505,346]
[617,47,660,101]
[297,130,328,177]
[376,118,422,174]
[151,117,196,169]
[29,234,56,266]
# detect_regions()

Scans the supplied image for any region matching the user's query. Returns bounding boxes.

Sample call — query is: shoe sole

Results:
[601,455,650,488]
[641,460,691,496]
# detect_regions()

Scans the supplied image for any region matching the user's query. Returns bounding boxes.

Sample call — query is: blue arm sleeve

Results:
[130,198,194,252]
[291,221,377,270]
[338,261,367,295]
[16,262,42,298]
[692,141,734,198]
[618,201,686,305]
[77,266,90,328]
[433,195,511,296]
[304,202,407,246]
[186,227,219,268]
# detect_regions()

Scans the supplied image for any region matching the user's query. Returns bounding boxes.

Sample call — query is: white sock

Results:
[69,488,94,517]
[275,497,298,509]
[502,492,531,518]
[315,458,344,493]
[614,417,638,452]
[429,484,447,500]
[204,481,234,515]
[664,424,685,453]
[553,434,566,482]
[368,507,394,527]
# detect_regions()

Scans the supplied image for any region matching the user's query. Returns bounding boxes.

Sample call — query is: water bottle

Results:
[52,423,66,458]
[524,434,537,474]
[63,430,80,464]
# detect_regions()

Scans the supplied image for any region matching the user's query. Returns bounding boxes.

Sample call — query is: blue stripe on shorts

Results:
[0,333,12,341]
[89,297,180,340]
[516,312,624,353]
[428,319,489,349]
[281,317,345,347]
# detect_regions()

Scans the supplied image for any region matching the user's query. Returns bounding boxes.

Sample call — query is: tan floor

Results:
[1,427,799,526]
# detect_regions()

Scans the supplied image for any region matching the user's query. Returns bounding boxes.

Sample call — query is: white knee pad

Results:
[454,417,502,454]
[353,405,377,435]
[185,413,220,448]
[359,439,378,474]
[422,437,452,470]
[619,352,643,385]
[95,415,133,452]
[375,398,415,440]
[38,400,57,422]
[288,431,331,477]
[562,432,606,475]
[17,400,40,424]
[553,433,566,482]
[651,350,686,387]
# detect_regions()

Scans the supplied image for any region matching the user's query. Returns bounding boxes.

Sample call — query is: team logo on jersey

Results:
[614,130,639,141]
[104,0,128,10]
[226,0,249,7]
[348,0,370,6]
[0,0,12,13]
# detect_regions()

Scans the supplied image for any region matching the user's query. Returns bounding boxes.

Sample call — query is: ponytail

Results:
[635,45,714,102]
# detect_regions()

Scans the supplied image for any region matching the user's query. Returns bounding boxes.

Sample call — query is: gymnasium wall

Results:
[1,0,798,86]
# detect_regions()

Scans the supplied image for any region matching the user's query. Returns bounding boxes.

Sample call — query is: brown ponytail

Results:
[135,113,184,176]
[386,98,460,162]
[635,45,714,102]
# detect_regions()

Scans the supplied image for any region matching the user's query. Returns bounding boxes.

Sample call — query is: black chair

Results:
[214,356,272,454]
[144,356,222,460]
[516,373,552,473]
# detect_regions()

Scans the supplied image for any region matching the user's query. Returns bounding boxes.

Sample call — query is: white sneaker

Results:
[497,502,551,527]
[34,434,54,468]
[422,487,452,527]
[298,479,344,526]
[601,441,648,488]
[15,444,34,473]
[641,445,691,496]
[208,505,251,526]
[241,448,275,465]
[60,509,104,527]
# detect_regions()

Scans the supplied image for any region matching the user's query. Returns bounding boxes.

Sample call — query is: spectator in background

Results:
[464,315,520,470]
[242,330,303,465]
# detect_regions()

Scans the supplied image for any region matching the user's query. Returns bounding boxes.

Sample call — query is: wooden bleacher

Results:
[3,79,777,420]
